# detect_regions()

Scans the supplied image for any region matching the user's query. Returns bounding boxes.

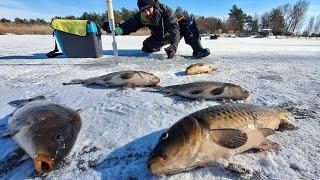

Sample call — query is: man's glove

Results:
[164,44,177,59]
[102,21,111,33]
[102,21,123,35]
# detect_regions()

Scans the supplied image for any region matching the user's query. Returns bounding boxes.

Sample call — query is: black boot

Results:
[190,39,210,58]
[142,46,161,53]
[192,48,210,58]
[179,18,211,58]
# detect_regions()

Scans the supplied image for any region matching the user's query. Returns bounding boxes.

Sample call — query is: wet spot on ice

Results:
[279,103,317,119]
[257,75,283,81]
[289,163,301,172]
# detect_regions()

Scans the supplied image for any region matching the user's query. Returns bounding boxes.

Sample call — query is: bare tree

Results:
[252,14,259,34]
[304,17,315,36]
[313,15,320,36]
[281,1,309,35]
[290,0,310,34]
[281,3,293,35]
[261,12,270,29]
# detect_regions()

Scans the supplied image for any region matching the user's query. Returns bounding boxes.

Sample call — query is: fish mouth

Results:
[34,153,55,173]
[147,155,165,170]
[155,77,161,84]
[243,90,250,99]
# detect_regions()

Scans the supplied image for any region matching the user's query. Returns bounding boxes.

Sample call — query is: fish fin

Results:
[254,139,280,151]
[189,90,203,95]
[222,99,234,103]
[82,80,96,86]
[0,147,26,175]
[211,87,225,96]
[142,86,163,93]
[100,82,111,87]
[75,109,85,113]
[1,128,19,138]
[122,85,131,90]
[210,128,248,149]
[226,163,251,175]
[279,121,298,131]
[1,131,12,138]
[62,79,84,85]
[164,92,175,97]
[120,72,135,79]
[8,96,46,107]
[258,128,276,137]
[137,72,144,79]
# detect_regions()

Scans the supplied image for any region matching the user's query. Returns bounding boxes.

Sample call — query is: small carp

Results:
[147,81,249,101]
[147,103,297,176]
[7,96,81,173]
[63,70,160,88]
[186,63,216,75]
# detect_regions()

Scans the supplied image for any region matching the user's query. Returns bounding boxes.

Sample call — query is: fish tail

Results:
[279,120,298,130]
[0,148,26,175]
[62,79,84,85]
[142,86,164,93]
[8,95,46,107]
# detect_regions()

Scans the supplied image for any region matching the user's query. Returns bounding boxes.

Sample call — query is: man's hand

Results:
[102,21,123,35]
[102,21,111,33]
[165,44,177,59]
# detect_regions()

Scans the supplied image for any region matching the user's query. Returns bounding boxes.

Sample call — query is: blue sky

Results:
[0,0,319,21]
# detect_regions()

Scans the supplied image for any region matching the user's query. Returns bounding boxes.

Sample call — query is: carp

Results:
[6,96,81,173]
[186,63,216,75]
[145,81,250,101]
[63,70,160,88]
[147,103,297,176]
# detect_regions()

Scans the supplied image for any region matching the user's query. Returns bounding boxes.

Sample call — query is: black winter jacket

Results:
[119,2,180,47]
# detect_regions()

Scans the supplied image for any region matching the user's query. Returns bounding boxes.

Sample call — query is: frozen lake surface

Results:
[0,35,319,179]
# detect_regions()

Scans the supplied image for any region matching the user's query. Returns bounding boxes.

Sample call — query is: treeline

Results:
[0,17,48,25]
[260,0,320,36]
[1,0,319,37]
[191,0,319,37]
[53,8,138,26]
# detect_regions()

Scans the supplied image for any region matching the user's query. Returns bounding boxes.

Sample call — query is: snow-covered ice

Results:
[0,35,319,179]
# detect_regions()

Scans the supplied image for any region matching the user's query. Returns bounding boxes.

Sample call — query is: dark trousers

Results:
[142,18,202,53]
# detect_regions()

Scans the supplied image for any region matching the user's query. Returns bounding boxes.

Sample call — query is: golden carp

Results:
[186,63,216,75]
[147,81,250,101]
[147,103,297,176]
[63,70,160,88]
[7,96,81,173]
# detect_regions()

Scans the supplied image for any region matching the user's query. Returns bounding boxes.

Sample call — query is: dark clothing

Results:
[142,35,170,52]
[137,0,157,11]
[119,2,180,48]
[118,1,210,58]
[141,18,203,53]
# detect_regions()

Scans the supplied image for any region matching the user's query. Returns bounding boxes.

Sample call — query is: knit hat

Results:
[137,0,157,11]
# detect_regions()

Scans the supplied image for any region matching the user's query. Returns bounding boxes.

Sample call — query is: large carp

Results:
[146,81,250,101]
[63,70,160,88]
[147,103,297,176]
[7,96,81,173]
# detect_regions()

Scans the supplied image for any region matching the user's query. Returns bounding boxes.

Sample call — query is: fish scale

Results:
[7,98,82,173]
[159,81,250,101]
[63,70,160,88]
[147,103,297,176]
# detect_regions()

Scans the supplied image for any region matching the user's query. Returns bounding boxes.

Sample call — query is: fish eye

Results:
[55,134,64,141]
[160,132,169,141]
